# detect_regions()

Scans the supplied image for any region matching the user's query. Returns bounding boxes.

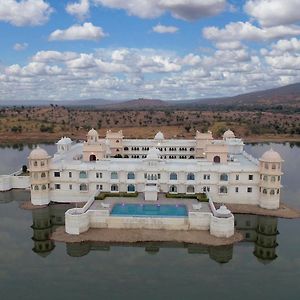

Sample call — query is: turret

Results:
[259,149,283,209]
[28,146,51,206]
[56,137,72,154]
[83,128,105,161]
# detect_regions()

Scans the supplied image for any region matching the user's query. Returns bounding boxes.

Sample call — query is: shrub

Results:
[95,192,138,200]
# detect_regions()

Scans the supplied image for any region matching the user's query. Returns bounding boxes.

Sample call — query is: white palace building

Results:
[28,128,283,210]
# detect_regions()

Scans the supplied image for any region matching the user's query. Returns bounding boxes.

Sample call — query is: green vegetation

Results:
[95,191,138,200]
[166,193,208,202]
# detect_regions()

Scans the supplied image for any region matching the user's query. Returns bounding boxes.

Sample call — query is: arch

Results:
[80,183,88,191]
[127,172,135,180]
[213,156,221,163]
[270,189,275,195]
[127,184,135,192]
[41,172,46,178]
[170,172,177,180]
[34,185,39,191]
[219,186,228,194]
[187,185,195,193]
[124,155,129,158]
[187,173,195,180]
[79,171,87,179]
[263,188,267,194]
[111,184,118,192]
[111,171,118,179]
[33,161,38,167]
[114,154,122,158]
[41,161,45,166]
[220,173,228,181]
[124,147,129,151]
[272,163,276,170]
[42,185,47,190]
[89,154,96,161]
[169,185,177,193]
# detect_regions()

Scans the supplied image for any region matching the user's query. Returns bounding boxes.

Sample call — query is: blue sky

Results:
[0,0,299,101]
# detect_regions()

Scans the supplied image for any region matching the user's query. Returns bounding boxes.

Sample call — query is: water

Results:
[111,203,188,217]
[0,143,300,300]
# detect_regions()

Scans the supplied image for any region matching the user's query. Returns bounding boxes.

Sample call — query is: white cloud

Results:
[0,0,53,26]
[93,0,226,20]
[49,22,107,41]
[66,0,90,20]
[32,51,79,62]
[244,0,300,27]
[13,43,28,51]
[215,41,243,50]
[203,21,300,42]
[153,24,179,34]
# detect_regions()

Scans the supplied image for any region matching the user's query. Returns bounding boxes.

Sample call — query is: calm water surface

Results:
[0,143,299,300]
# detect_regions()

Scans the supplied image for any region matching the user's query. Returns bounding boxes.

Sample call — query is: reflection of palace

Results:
[30,204,279,263]
[235,214,278,263]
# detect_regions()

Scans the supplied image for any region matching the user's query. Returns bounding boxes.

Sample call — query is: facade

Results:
[28,128,283,210]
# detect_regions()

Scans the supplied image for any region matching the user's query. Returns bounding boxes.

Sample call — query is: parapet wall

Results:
[0,174,30,192]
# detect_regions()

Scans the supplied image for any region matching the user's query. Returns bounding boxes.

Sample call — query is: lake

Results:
[0,143,299,300]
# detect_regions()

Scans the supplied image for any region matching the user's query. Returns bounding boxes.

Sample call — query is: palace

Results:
[28,128,283,210]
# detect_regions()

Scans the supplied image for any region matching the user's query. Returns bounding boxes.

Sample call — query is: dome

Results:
[260,148,283,162]
[146,147,161,160]
[223,129,235,139]
[216,205,232,217]
[154,131,164,140]
[87,128,98,137]
[29,146,49,160]
[57,137,72,145]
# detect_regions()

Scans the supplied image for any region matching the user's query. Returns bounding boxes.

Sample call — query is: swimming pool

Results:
[111,203,188,217]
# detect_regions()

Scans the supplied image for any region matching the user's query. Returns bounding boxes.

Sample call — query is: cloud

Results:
[66,0,90,20]
[203,21,300,42]
[49,22,107,41]
[32,51,79,62]
[244,0,300,27]
[152,24,179,34]
[0,0,53,26]
[93,0,226,21]
[13,43,28,51]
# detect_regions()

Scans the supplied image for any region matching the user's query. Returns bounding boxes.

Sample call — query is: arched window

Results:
[127,184,135,192]
[124,147,129,151]
[111,184,118,192]
[220,186,228,194]
[80,183,88,191]
[124,155,129,158]
[41,161,45,166]
[34,185,39,191]
[33,161,38,167]
[263,189,267,194]
[42,185,47,190]
[111,172,118,179]
[187,185,195,193]
[127,172,135,180]
[170,173,177,180]
[220,173,228,181]
[89,154,96,161]
[271,176,276,182]
[41,172,46,178]
[213,156,220,163]
[263,175,268,181]
[169,185,177,193]
[79,171,87,179]
[272,163,276,170]
[270,189,275,195]
[187,173,195,180]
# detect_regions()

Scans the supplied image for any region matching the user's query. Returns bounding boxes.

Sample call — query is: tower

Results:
[83,128,105,161]
[259,149,283,209]
[28,146,51,206]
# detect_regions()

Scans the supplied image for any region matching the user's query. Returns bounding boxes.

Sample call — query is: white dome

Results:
[29,146,49,160]
[146,147,161,160]
[223,129,235,139]
[57,137,72,145]
[216,205,231,217]
[260,148,283,162]
[154,131,164,140]
[87,128,98,137]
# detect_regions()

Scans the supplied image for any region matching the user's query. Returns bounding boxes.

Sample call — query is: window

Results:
[204,174,210,180]
[33,161,38,167]
[278,176,280,181]
[263,175,268,181]
[220,173,228,181]
[69,172,72,178]
[246,220,251,227]
[249,174,253,180]
[247,187,252,193]
[235,187,239,193]
[271,176,276,182]
[69,184,72,190]
[111,184,118,192]
[54,172,60,177]
[187,185,195,193]
[41,172,46,178]
[55,184,61,190]
[272,163,276,170]
[80,183,88,191]
[220,186,228,194]
[144,173,147,179]
[127,184,135,192]
[263,188,267,194]
[79,171,87,179]
[213,156,221,163]
[158,174,161,179]
[127,172,135,180]
[42,185,46,190]
[96,172,102,179]
[34,185,39,191]
[265,163,269,169]
[236,174,239,180]
[169,185,177,193]
[124,147,129,151]
[111,172,118,179]
[270,189,275,195]
[41,161,45,166]
[170,173,177,180]
[187,173,195,180]
[89,154,96,161]
[96,184,103,190]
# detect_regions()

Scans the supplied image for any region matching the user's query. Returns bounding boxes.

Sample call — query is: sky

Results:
[0,0,299,102]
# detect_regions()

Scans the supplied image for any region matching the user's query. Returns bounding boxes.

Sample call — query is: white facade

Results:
[28,129,283,210]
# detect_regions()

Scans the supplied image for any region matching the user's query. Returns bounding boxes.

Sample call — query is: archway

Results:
[213,156,221,163]
[89,154,96,161]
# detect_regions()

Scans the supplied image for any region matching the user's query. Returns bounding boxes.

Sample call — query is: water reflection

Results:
[30,204,279,264]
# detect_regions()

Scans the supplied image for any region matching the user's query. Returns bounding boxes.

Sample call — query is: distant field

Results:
[0,106,299,143]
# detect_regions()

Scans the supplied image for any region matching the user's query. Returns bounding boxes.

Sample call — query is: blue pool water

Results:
[111,203,188,217]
